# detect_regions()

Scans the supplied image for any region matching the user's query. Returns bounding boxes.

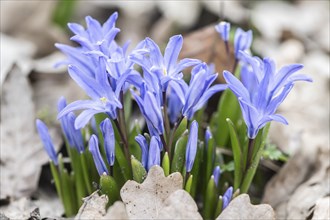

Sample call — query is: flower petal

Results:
[164,35,183,74]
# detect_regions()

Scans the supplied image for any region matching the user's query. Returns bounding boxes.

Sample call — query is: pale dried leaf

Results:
[216,194,275,220]
[158,189,202,220]
[0,34,36,85]
[0,198,39,219]
[286,149,330,219]
[104,201,129,220]
[33,188,64,218]
[120,165,183,219]
[75,191,108,220]
[312,197,330,220]
[0,1,67,56]
[0,66,61,199]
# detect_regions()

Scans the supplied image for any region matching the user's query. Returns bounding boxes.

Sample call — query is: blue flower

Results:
[212,166,221,187]
[56,13,120,78]
[57,63,122,129]
[147,136,162,170]
[89,134,108,175]
[234,28,253,60]
[182,63,227,120]
[132,85,164,136]
[215,22,230,42]
[100,118,115,166]
[135,134,148,169]
[185,120,198,172]
[166,80,187,123]
[222,186,233,210]
[36,119,58,165]
[130,35,200,92]
[57,97,84,153]
[67,13,120,54]
[223,52,312,139]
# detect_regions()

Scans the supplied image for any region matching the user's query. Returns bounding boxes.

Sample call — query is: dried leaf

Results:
[0,33,35,85]
[0,1,67,57]
[75,192,129,220]
[216,194,275,220]
[120,165,183,219]
[312,197,330,220]
[286,148,330,219]
[180,24,235,83]
[75,191,108,220]
[158,190,202,219]
[0,198,39,219]
[0,66,61,199]
[104,201,129,220]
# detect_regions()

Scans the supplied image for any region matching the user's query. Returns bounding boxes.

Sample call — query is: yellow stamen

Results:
[163,68,167,76]
[100,97,107,103]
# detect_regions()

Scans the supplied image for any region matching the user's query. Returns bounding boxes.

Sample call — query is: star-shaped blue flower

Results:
[223,52,312,138]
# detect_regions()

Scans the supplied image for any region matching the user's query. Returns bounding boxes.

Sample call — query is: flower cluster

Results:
[36,13,312,218]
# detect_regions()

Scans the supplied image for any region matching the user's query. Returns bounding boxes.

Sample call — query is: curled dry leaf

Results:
[180,24,235,83]
[120,165,185,219]
[75,191,128,220]
[216,194,276,220]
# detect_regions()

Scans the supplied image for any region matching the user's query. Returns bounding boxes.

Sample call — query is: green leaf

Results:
[221,161,235,172]
[226,118,243,190]
[240,123,271,193]
[203,176,217,220]
[162,152,170,176]
[52,0,76,29]
[128,121,142,160]
[131,155,147,183]
[263,144,288,162]
[213,90,240,147]
[50,161,62,201]
[215,196,223,217]
[124,91,133,124]
[190,141,203,198]
[69,148,86,207]
[114,142,132,181]
[80,152,93,194]
[171,117,187,151]
[206,137,215,181]
[61,169,77,216]
[170,134,188,174]
[100,174,120,206]
[185,174,193,194]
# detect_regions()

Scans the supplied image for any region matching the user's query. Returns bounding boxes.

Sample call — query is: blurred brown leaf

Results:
[180,24,235,83]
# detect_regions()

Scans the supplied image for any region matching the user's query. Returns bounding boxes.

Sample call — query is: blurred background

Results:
[1,0,329,219]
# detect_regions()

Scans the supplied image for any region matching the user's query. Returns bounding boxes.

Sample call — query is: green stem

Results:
[80,152,93,194]
[246,138,255,169]
[168,115,184,159]
[114,119,131,162]
[160,134,169,154]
